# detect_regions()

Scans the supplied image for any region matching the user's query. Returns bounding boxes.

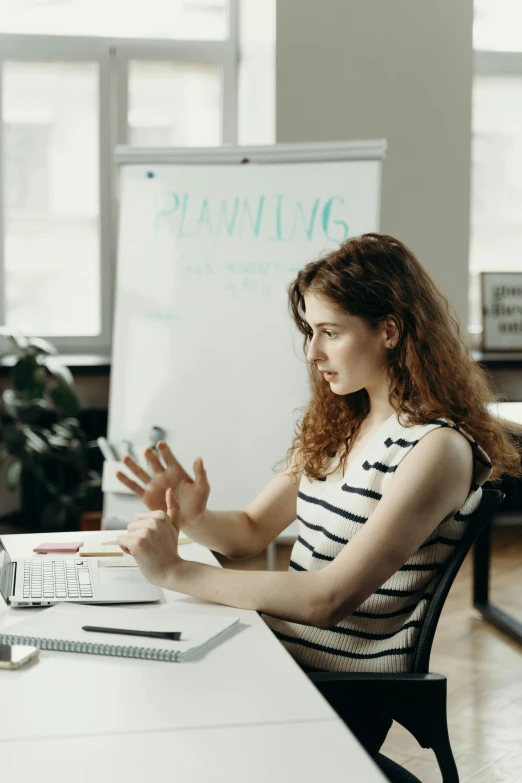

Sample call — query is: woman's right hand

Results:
[115,441,210,531]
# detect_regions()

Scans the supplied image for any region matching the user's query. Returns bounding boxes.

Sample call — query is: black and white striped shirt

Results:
[262,413,492,672]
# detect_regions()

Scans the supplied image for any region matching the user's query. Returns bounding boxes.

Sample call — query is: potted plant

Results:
[0,328,102,532]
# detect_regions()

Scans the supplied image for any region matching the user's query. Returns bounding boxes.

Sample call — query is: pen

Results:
[82,625,181,642]
[121,439,138,461]
[97,437,120,461]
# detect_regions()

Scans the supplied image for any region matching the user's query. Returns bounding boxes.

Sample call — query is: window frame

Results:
[474,50,522,76]
[0,3,238,353]
[469,49,522,335]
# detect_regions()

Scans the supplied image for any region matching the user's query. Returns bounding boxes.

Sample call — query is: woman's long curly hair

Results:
[275,233,522,485]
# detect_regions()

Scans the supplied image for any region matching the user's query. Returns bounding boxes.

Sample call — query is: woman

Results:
[116,233,521,754]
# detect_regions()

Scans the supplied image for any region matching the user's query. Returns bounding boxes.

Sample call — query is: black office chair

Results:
[307,488,505,783]
[374,754,423,783]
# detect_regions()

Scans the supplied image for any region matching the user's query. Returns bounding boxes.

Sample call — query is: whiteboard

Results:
[105,141,386,524]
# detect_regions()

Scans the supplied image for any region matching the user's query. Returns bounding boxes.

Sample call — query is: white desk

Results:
[0,530,387,782]
[2,721,386,783]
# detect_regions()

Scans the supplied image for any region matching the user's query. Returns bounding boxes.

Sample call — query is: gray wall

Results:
[276,0,474,339]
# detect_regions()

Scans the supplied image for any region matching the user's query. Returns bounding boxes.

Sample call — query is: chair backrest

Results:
[411,487,505,673]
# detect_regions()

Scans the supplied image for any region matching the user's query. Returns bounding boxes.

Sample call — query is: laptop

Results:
[0,537,162,607]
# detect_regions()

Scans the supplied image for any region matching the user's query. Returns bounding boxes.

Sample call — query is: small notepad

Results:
[97,556,140,568]
[0,603,240,663]
[79,534,190,558]
[79,544,124,557]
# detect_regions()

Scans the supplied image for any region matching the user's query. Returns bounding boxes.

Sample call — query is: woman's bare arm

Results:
[185,455,302,558]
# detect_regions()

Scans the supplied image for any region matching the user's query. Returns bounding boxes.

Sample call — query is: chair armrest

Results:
[308,671,444,685]
[307,671,448,751]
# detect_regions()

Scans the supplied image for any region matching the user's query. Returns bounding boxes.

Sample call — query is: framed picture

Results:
[481,272,522,351]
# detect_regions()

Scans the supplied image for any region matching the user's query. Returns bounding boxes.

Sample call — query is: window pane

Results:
[128,61,222,146]
[469,75,522,327]
[474,0,522,52]
[2,61,100,336]
[0,0,228,40]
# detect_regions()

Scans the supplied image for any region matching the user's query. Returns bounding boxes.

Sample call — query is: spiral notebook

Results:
[0,602,240,662]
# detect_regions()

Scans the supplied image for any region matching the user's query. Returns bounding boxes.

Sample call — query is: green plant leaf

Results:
[18,402,54,426]
[43,356,74,388]
[12,356,40,394]
[0,328,28,352]
[6,458,22,491]
[27,337,59,356]
[3,391,57,427]
[62,417,82,433]
[53,423,75,439]
[33,365,47,389]
[2,388,22,418]
[3,425,26,456]
[86,470,102,488]
[47,434,72,450]
[20,427,53,455]
[2,389,16,404]
[49,380,80,417]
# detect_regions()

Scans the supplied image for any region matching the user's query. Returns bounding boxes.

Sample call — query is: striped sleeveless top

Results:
[262,412,492,673]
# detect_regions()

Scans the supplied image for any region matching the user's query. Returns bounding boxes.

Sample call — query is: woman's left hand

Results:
[117,488,181,587]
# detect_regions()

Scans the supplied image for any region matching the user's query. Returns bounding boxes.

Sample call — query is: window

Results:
[3,60,100,337]
[0,0,229,41]
[470,2,522,338]
[473,0,522,52]
[128,61,222,147]
[0,1,237,352]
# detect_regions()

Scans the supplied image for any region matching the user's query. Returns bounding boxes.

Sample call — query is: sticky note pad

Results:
[79,544,123,557]
[97,556,137,568]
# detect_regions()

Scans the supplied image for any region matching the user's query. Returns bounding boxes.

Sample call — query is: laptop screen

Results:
[0,537,12,603]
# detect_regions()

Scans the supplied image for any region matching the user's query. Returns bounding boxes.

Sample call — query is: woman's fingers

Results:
[115,471,145,498]
[121,456,151,485]
[117,537,132,555]
[134,509,166,520]
[127,517,158,531]
[144,447,165,474]
[157,442,189,476]
[195,458,209,488]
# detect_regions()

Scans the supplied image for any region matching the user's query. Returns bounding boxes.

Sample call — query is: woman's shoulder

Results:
[393,414,492,488]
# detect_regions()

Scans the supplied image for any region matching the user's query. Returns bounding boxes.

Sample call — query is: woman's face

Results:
[303,293,393,396]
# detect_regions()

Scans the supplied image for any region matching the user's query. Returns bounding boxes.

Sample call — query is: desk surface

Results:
[0,530,386,782]
[2,720,386,783]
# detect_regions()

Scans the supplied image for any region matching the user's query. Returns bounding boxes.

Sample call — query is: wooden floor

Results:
[217,528,522,783]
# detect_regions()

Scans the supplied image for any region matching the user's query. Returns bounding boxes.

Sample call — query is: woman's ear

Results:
[383,316,400,349]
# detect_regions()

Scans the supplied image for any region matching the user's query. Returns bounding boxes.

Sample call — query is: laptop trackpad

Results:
[98,568,149,586]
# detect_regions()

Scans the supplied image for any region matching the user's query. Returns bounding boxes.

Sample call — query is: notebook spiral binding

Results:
[0,633,180,662]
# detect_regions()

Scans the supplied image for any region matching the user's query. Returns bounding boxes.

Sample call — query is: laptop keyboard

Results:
[23,559,93,600]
